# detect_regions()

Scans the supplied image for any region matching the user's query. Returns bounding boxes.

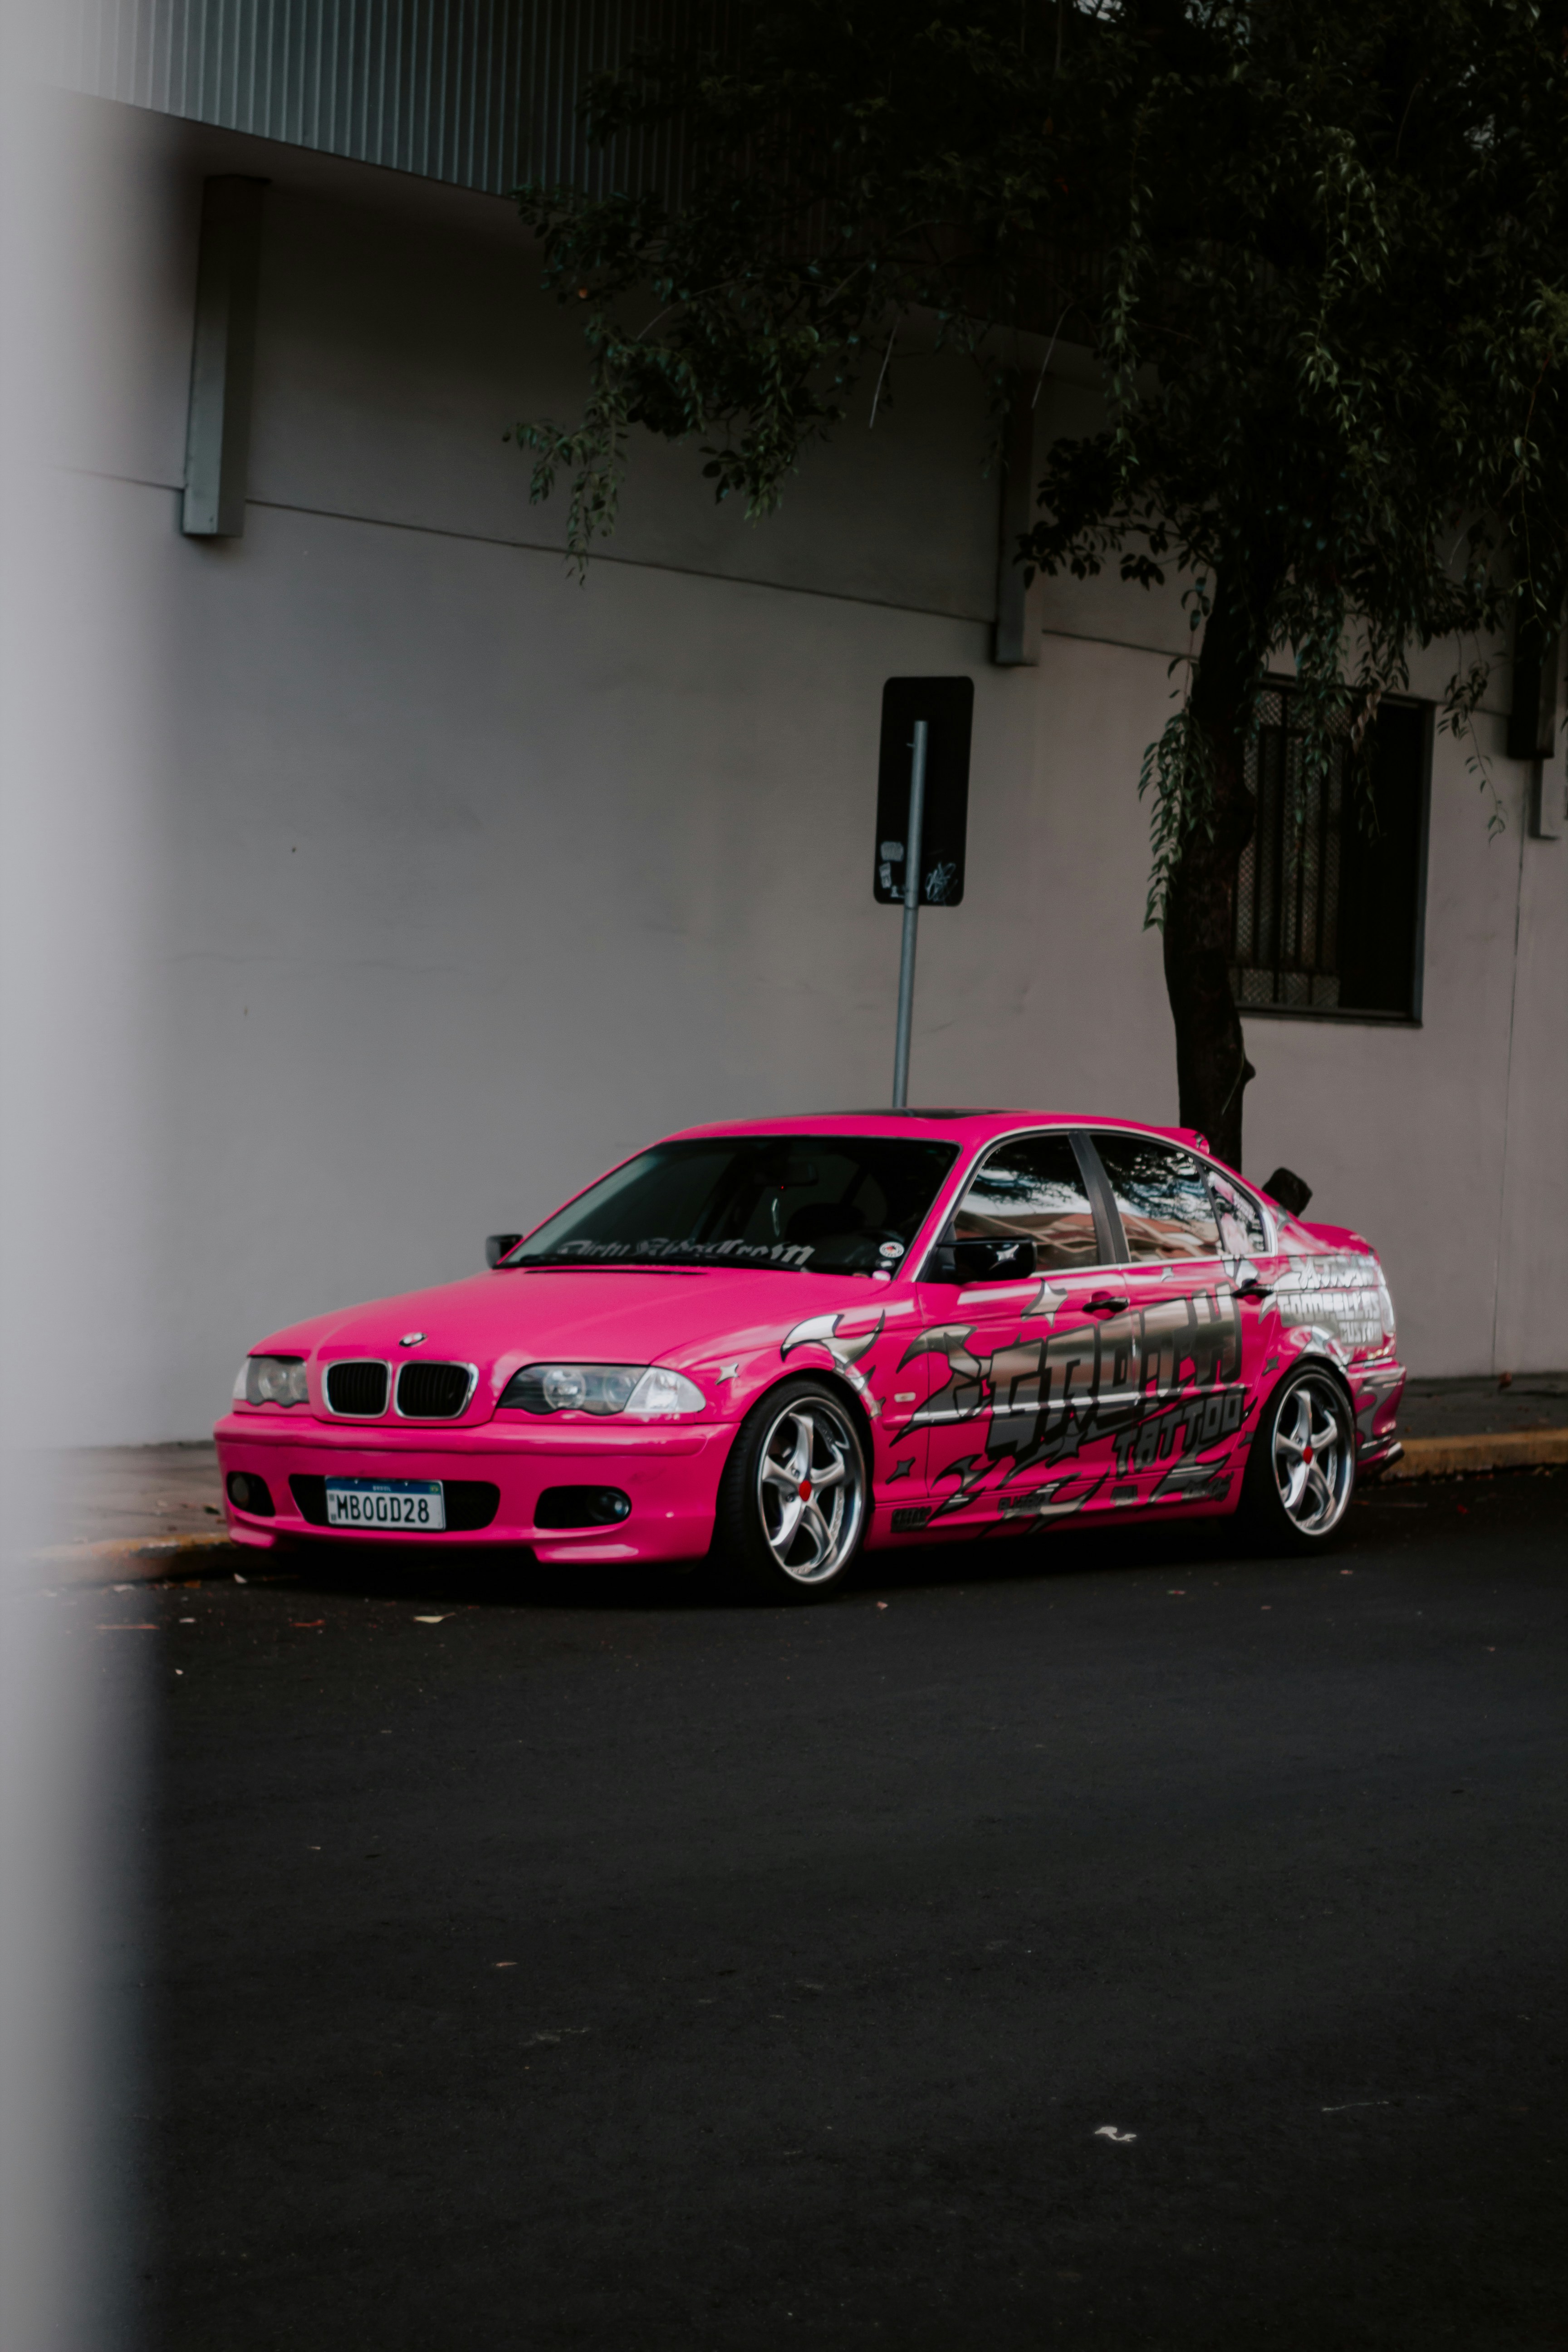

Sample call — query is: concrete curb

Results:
[1381,1429,1568,1480]
[32,1531,234,1564]
[28,1531,242,1586]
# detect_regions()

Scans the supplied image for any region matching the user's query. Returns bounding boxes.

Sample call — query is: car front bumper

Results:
[213,1412,732,1563]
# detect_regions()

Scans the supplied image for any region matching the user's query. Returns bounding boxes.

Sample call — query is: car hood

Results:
[257,1265,881,1388]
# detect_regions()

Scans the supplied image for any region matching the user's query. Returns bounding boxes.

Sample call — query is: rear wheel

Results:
[711,1377,869,1602]
[1240,1363,1356,1553]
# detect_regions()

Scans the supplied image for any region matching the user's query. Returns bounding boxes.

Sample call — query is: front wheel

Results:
[710,1377,869,1602]
[1240,1364,1357,1553]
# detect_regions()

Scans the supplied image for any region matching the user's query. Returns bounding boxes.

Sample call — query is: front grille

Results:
[289,1475,500,1532]
[396,1361,472,1418]
[324,1360,388,1416]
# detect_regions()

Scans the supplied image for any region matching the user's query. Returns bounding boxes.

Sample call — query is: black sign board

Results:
[873,676,974,906]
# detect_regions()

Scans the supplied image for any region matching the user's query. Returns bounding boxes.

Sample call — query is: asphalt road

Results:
[107,1470,1565,2350]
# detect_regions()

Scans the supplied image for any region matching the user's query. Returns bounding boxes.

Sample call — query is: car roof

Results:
[665,1109,1214,1154]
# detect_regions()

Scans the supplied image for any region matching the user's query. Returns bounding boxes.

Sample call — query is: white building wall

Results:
[21,92,1567,1443]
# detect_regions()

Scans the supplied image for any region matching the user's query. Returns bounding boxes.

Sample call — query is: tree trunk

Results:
[1161,571,1265,1172]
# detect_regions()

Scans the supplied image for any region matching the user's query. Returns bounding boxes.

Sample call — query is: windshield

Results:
[506,1136,960,1277]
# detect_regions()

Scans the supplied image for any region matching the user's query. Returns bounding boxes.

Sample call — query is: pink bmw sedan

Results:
[215,1111,1405,1600]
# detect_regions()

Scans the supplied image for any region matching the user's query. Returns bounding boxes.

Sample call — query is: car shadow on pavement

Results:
[223,1492,1438,1616]
[218,1469,1532,1615]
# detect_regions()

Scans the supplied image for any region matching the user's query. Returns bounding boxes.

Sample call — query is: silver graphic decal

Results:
[780,1312,887,1416]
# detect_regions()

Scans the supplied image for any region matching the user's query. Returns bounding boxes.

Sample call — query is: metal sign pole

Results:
[891,718,928,1108]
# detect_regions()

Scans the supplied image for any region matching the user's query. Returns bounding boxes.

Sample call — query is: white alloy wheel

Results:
[755,1393,867,1583]
[1240,1363,1358,1553]
[1271,1369,1354,1536]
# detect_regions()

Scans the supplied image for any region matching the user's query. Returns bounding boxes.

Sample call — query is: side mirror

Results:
[485,1233,523,1269]
[1261,1167,1312,1218]
[928,1236,1038,1284]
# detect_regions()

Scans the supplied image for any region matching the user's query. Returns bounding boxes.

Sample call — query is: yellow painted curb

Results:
[1382,1428,1568,1480]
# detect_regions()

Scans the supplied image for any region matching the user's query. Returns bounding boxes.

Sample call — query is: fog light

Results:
[226,1471,275,1517]
[534,1485,632,1530]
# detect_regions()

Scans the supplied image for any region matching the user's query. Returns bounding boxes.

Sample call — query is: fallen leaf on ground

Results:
[1093,2125,1137,2143]
[414,1614,450,1624]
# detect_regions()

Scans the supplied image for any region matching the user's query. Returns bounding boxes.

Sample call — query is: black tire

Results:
[1240,1362,1357,1554]
[710,1377,870,1602]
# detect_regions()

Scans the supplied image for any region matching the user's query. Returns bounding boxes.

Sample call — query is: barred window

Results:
[1231,686,1429,1021]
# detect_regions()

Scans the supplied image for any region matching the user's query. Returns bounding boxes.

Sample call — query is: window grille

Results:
[1232,689,1345,1013]
[1230,685,1427,1022]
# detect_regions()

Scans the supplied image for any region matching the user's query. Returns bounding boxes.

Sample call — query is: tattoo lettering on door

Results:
[899,1289,1250,1522]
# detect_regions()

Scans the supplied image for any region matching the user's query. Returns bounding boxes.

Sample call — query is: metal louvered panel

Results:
[48,0,709,201]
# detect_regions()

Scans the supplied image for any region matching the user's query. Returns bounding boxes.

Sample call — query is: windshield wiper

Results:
[507,1246,813,1271]
[507,1257,705,1273]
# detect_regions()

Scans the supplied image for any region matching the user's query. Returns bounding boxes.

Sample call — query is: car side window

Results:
[1090,1133,1221,1262]
[952,1132,1102,1270]
[1206,1170,1269,1256]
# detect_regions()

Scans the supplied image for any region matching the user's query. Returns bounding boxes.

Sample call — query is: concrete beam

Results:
[182,176,267,538]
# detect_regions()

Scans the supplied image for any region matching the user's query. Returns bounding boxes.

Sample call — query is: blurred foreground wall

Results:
[1,29,149,2352]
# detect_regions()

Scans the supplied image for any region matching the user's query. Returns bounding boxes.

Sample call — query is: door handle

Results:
[1083,1291,1129,1316]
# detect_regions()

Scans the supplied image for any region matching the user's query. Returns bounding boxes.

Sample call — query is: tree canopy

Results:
[516,0,1568,1166]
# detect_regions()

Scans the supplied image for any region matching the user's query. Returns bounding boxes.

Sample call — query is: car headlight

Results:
[498,1363,706,1417]
[625,1367,707,1416]
[237,1355,310,1406]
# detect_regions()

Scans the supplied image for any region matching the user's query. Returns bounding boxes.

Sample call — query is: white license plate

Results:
[324,1478,445,1531]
